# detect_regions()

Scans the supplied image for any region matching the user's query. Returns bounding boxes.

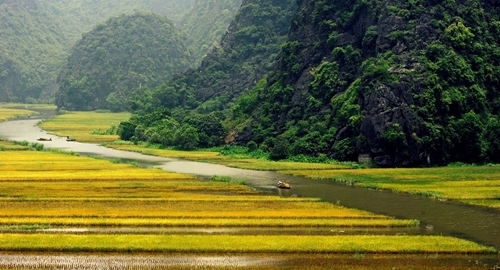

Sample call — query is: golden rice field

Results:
[110,143,500,209]
[0,234,492,254]
[0,107,33,121]
[0,109,496,269]
[37,110,500,210]
[0,139,496,269]
[39,111,130,143]
[0,103,56,122]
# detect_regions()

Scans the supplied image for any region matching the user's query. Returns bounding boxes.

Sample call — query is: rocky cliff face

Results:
[237,0,500,166]
[156,0,297,111]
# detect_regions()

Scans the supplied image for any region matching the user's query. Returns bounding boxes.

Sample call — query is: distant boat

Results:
[37,137,51,141]
[66,136,76,142]
[276,181,291,189]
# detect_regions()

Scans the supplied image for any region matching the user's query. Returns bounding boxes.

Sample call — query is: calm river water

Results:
[1,112,499,255]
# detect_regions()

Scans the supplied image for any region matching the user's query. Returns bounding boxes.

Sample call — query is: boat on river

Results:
[276,181,291,189]
[37,137,51,141]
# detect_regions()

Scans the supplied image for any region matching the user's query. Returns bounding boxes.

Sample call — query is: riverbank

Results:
[27,108,500,210]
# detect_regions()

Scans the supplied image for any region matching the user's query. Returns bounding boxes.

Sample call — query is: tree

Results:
[174,124,199,150]
[185,113,227,147]
[269,136,290,160]
[118,121,137,141]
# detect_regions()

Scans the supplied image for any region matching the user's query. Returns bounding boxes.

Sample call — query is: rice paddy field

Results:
[39,111,130,143]
[0,104,35,121]
[0,139,497,269]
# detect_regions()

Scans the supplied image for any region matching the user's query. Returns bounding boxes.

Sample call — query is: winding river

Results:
[1,112,499,255]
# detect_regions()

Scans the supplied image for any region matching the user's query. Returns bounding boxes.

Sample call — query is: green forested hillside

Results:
[118,0,297,149]
[179,0,242,63]
[0,1,68,102]
[143,0,297,112]
[55,12,192,111]
[0,0,196,103]
[119,0,500,167]
[235,0,500,166]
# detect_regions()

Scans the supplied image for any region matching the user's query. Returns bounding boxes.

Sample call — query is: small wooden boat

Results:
[37,137,51,141]
[276,181,291,189]
[66,136,76,142]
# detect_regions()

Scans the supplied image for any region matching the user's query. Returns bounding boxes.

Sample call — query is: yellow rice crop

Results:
[1,151,193,181]
[2,142,491,254]
[0,169,193,181]
[0,234,494,254]
[39,111,130,143]
[0,201,387,219]
[108,143,225,160]
[0,217,417,227]
[0,108,33,121]
[109,144,351,171]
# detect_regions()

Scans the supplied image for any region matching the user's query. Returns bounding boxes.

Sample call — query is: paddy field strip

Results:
[0,143,495,257]
[39,111,130,143]
[0,103,55,122]
[0,234,493,254]
[110,142,500,209]
[0,107,33,122]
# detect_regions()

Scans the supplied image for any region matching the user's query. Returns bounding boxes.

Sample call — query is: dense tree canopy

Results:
[120,0,297,149]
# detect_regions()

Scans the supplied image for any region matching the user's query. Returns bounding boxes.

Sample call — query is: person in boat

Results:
[277,181,290,188]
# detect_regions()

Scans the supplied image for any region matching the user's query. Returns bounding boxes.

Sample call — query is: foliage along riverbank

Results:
[31,109,500,210]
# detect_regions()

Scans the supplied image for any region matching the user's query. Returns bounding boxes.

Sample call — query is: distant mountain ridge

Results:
[55,12,192,111]
[179,0,243,63]
[0,0,240,103]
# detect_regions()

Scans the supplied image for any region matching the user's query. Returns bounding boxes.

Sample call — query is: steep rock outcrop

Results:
[238,0,500,166]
